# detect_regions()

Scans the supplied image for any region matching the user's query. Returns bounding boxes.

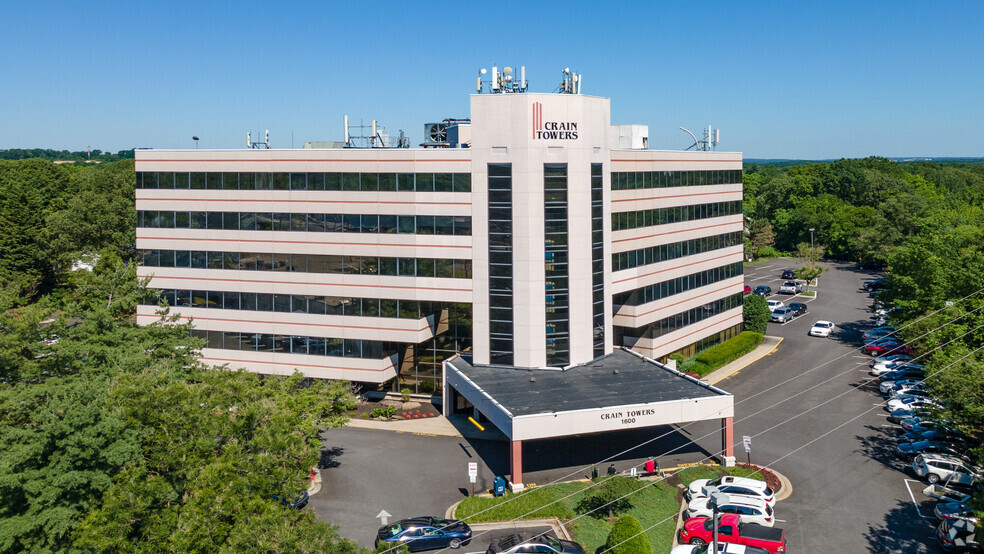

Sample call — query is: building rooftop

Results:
[446,349,728,417]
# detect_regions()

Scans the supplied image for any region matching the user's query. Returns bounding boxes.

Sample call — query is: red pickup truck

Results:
[678,513,787,553]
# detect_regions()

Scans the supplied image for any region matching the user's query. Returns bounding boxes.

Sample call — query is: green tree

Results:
[604,515,652,554]
[575,476,644,519]
[743,294,770,335]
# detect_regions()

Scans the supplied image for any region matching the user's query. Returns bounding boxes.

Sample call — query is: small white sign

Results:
[629,467,637,476]
[742,435,752,453]
[469,474,477,483]
[468,462,478,478]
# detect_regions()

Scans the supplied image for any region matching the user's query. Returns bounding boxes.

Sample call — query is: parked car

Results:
[879,367,926,382]
[936,518,980,552]
[786,302,807,317]
[686,477,776,507]
[912,454,984,489]
[887,395,940,413]
[864,340,911,357]
[888,407,928,424]
[856,260,887,270]
[678,514,787,553]
[904,428,971,446]
[770,307,796,323]
[888,385,931,399]
[753,286,772,296]
[672,545,771,554]
[879,378,925,395]
[766,300,784,312]
[871,361,924,376]
[863,278,887,291]
[935,500,980,523]
[685,496,775,527]
[862,327,897,341]
[870,353,915,367]
[376,517,472,551]
[900,417,948,432]
[486,533,584,554]
[809,320,835,337]
[781,270,795,279]
[895,441,971,463]
[743,285,752,295]
[778,281,801,294]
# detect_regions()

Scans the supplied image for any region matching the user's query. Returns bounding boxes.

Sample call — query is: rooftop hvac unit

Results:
[423,123,447,144]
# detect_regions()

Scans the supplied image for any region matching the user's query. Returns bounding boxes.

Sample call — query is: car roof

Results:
[917,453,974,464]
[813,320,833,326]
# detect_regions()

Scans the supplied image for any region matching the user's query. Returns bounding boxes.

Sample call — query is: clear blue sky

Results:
[2,1,982,159]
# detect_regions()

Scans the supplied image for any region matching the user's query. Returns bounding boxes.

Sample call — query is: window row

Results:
[612,232,743,272]
[137,171,471,192]
[138,211,472,236]
[140,250,473,279]
[611,169,742,190]
[612,262,744,307]
[611,201,742,232]
[623,293,744,340]
[191,329,402,359]
[150,288,466,320]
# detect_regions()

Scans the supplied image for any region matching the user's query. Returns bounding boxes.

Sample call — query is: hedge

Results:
[604,515,652,554]
[693,331,764,374]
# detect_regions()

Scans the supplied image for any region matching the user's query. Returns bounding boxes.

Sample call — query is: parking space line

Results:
[903,479,934,519]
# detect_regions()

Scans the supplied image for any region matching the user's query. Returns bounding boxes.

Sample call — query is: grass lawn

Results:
[454,466,763,553]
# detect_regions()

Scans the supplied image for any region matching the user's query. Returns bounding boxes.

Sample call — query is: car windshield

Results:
[543,535,563,549]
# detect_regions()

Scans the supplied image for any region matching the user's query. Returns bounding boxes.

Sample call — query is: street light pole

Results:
[808,228,816,291]
[708,490,729,552]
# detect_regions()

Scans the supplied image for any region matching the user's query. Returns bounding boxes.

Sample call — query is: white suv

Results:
[912,453,984,489]
[685,476,775,506]
[685,495,775,527]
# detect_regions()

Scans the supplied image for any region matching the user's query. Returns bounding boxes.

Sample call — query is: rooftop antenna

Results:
[246,130,271,149]
[679,126,720,151]
[476,64,528,93]
[558,67,582,94]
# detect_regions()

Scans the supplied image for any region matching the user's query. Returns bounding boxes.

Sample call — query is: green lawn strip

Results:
[455,481,584,521]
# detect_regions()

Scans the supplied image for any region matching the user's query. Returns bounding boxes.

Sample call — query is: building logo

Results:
[532,102,579,140]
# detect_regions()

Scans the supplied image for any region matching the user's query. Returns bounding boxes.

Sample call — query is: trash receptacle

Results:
[493,476,506,497]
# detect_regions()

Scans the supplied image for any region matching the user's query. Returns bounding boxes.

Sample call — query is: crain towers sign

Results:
[532,102,579,140]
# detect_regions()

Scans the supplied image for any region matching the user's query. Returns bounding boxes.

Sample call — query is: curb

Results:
[307,467,322,496]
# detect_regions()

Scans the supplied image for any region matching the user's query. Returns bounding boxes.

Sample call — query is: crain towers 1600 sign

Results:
[532,102,579,140]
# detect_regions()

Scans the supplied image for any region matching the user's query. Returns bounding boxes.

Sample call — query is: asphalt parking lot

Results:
[314,259,943,552]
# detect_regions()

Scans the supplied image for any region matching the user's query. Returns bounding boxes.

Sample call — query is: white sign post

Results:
[468,462,478,495]
[742,435,752,465]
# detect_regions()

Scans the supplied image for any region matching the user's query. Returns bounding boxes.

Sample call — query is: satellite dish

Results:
[503,66,513,75]
[480,68,487,75]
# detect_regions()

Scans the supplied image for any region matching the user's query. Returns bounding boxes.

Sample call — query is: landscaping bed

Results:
[455,465,765,554]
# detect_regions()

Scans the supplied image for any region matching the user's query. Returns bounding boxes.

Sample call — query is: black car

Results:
[894,440,971,462]
[377,517,472,552]
[781,269,795,279]
[753,285,772,296]
[486,534,585,554]
[937,518,979,552]
[787,302,807,317]
[856,260,887,270]
[863,278,887,292]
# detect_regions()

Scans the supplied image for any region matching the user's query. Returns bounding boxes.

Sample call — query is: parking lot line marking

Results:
[903,479,935,519]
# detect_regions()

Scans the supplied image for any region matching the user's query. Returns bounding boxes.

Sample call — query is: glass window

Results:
[189,173,205,189]
[272,253,290,271]
[308,254,327,273]
[453,173,471,192]
[289,254,306,272]
[378,215,397,234]
[415,173,434,192]
[307,213,325,232]
[324,173,341,190]
[399,258,416,276]
[289,173,306,190]
[361,215,379,233]
[308,173,325,190]
[360,173,378,191]
[274,294,291,312]
[175,212,189,228]
[379,257,397,276]
[272,173,289,190]
[397,173,415,191]
[291,213,307,231]
[417,258,435,277]
[378,173,396,191]
[434,173,453,192]
[397,215,415,234]
[206,172,222,189]
[434,216,454,236]
[342,173,360,191]
[416,215,434,235]
[343,214,360,232]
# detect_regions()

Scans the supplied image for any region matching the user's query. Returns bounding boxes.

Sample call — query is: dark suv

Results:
[486,534,585,554]
[753,285,772,296]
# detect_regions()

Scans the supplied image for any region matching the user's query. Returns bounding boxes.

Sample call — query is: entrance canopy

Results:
[444,348,734,442]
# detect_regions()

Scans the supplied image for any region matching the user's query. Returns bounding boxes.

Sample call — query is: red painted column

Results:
[510,440,523,485]
[722,417,735,459]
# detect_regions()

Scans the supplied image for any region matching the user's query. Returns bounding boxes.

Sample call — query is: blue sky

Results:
[1,1,981,159]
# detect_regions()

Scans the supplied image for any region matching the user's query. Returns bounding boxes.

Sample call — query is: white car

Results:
[871,362,925,376]
[685,476,775,506]
[887,395,940,413]
[912,454,984,488]
[879,378,926,395]
[766,300,784,312]
[671,543,770,554]
[685,496,775,527]
[888,385,930,399]
[870,353,915,367]
[809,320,835,337]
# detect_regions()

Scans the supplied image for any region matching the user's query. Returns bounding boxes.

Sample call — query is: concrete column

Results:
[721,417,736,467]
[510,440,524,490]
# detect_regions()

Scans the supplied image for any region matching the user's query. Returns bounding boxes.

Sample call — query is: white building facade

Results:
[135,89,744,393]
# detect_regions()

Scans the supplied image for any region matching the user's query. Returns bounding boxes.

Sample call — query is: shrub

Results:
[575,476,646,519]
[743,294,770,334]
[754,245,781,259]
[604,515,652,554]
[370,406,397,418]
[695,331,764,371]
[400,388,411,403]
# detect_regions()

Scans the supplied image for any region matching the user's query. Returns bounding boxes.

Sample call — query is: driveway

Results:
[315,259,939,552]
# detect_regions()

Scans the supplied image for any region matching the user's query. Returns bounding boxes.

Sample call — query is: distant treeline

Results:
[0,148,135,162]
